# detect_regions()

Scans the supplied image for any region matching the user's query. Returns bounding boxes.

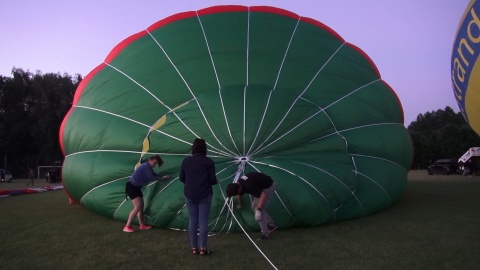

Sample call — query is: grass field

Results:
[1,171,479,270]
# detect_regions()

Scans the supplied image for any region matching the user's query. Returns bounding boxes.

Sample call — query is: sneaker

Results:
[123,226,134,233]
[267,223,278,232]
[260,234,271,240]
[139,225,152,230]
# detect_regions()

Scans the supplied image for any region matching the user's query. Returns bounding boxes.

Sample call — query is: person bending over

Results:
[123,155,169,233]
[226,172,277,240]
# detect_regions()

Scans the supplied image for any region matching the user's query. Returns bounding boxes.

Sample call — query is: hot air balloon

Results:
[60,5,413,232]
[452,0,480,135]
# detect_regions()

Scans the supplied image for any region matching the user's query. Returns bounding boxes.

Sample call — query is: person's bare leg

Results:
[136,198,145,226]
[126,197,143,227]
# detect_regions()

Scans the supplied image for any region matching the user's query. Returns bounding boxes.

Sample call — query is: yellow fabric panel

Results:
[466,55,480,135]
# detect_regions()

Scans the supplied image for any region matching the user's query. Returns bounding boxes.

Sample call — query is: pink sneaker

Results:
[140,225,152,230]
[123,226,134,233]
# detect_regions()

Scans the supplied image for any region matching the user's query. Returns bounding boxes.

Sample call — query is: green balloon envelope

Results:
[60,5,413,231]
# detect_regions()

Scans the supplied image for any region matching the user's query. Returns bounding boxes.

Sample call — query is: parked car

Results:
[0,169,13,182]
[427,159,459,175]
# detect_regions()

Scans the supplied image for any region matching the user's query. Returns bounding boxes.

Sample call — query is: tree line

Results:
[407,106,480,169]
[0,68,80,177]
[1,67,479,177]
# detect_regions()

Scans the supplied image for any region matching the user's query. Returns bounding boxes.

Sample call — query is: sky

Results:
[0,0,469,126]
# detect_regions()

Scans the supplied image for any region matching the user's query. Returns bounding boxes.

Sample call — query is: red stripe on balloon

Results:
[63,181,78,204]
[197,5,248,16]
[346,42,404,123]
[60,63,105,156]
[58,121,79,204]
[300,17,345,43]
[72,63,105,105]
[147,11,197,32]
[250,6,299,20]
[346,42,381,78]
[59,108,72,156]
[59,64,108,205]
[382,80,405,125]
[104,31,148,63]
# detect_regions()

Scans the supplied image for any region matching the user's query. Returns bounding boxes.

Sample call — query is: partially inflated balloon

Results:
[452,0,480,135]
[60,6,413,232]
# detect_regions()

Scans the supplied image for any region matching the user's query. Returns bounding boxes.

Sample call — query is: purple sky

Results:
[0,0,468,126]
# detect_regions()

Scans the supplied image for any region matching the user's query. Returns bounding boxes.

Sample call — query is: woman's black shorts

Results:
[125,182,143,200]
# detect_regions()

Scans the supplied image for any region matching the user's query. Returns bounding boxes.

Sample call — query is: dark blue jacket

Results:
[179,153,218,200]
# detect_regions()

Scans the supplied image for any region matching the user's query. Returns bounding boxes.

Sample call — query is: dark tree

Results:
[408,106,480,169]
[0,68,81,177]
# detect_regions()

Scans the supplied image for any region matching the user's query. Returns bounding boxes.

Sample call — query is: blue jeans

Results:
[186,194,212,248]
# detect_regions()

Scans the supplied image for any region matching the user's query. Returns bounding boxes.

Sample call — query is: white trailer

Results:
[458,147,480,176]
[458,147,480,163]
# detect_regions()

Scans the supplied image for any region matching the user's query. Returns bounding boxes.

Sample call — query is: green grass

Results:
[0,178,62,190]
[1,172,479,270]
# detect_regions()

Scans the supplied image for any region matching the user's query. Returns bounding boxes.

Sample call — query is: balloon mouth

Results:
[238,157,250,162]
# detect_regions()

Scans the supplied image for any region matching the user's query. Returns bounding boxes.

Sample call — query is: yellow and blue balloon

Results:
[452,0,480,135]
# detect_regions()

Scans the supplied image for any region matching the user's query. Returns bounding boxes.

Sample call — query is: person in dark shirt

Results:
[27,168,34,186]
[123,155,169,233]
[180,138,218,255]
[468,159,476,176]
[226,172,277,240]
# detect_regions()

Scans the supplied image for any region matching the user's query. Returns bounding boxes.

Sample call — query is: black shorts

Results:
[125,182,143,200]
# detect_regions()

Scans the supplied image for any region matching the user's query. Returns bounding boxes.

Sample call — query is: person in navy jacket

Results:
[180,138,218,255]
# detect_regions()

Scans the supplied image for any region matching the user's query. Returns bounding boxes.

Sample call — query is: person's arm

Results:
[256,191,267,210]
[236,195,243,209]
[209,160,218,185]
[153,171,162,179]
[179,160,186,183]
[155,172,170,181]
[146,166,168,183]
[154,169,170,180]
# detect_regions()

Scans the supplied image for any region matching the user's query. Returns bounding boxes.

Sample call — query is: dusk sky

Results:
[0,0,469,126]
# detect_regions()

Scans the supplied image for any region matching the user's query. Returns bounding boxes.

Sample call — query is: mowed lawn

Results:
[1,171,479,270]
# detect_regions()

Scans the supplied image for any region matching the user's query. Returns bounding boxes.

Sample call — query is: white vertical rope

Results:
[249,42,346,156]
[104,62,235,158]
[355,171,392,202]
[196,12,241,155]
[243,85,247,156]
[250,107,325,156]
[323,79,380,111]
[215,161,279,270]
[73,105,223,154]
[243,8,251,156]
[225,198,279,270]
[65,149,192,158]
[350,154,407,172]
[292,161,364,215]
[293,122,403,151]
[143,177,179,208]
[246,17,301,156]
[80,176,130,203]
[248,160,331,205]
[146,31,238,157]
[248,162,295,221]
[208,166,237,233]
